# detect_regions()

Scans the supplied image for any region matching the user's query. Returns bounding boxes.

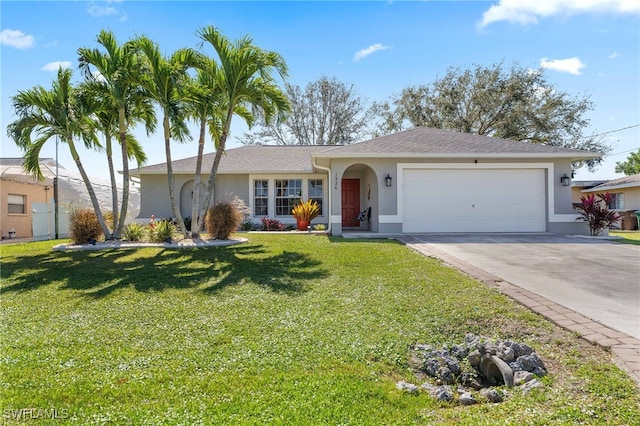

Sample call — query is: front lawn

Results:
[610,230,640,245]
[1,235,638,424]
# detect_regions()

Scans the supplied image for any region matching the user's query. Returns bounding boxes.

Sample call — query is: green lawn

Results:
[610,230,640,245]
[1,235,638,425]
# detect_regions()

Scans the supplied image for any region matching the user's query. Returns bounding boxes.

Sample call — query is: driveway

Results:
[408,234,640,339]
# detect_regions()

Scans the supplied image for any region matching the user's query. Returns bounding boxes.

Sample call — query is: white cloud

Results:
[540,57,586,75]
[0,29,35,49]
[479,0,640,28]
[42,61,72,72]
[87,1,127,21]
[609,51,620,58]
[353,43,389,62]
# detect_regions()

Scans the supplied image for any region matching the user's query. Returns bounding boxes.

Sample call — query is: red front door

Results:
[341,179,360,227]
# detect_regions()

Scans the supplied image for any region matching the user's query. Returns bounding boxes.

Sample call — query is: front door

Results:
[341,179,360,227]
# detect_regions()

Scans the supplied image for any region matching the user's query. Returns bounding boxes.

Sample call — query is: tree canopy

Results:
[370,62,610,171]
[614,151,640,176]
[240,76,369,146]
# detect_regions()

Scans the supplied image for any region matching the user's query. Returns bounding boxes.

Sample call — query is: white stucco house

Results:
[131,127,601,235]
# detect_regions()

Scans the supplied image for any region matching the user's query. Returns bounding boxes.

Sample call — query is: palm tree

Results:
[194,26,291,235]
[78,30,156,238]
[80,87,148,232]
[183,58,225,237]
[132,35,201,237]
[7,67,111,238]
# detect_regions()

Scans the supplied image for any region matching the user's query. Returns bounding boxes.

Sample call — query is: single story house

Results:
[1,158,53,239]
[131,127,601,235]
[581,173,640,230]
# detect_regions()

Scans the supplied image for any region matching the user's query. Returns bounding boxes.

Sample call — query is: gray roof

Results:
[582,173,640,192]
[132,145,332,175]
[315,127,602,159]
[133,127,602,176]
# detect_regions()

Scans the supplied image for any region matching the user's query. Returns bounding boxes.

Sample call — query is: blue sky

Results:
[1,0,639,182]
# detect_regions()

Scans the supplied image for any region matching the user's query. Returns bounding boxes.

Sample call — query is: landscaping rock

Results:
[480,388,503,403]
[433,386,454,403]
[514,370,534,386]
[396,381,418,394]
[408,334,548,406]
[515,353,546,375]
[459,392,477,405]
[521,379,544,394]
[468,349,481,367]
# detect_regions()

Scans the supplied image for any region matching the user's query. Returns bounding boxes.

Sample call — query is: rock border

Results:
[53,237,248,251]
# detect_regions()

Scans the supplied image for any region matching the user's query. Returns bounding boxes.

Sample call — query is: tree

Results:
[78,30,156,238]
[183,58,226,237]
[77,83,149,233]
[194,26,290,236]
[240,76,369,145]
[615,151,640,176]
[371,62,610,170]
[133,35,200,237]
[7,67,110,238]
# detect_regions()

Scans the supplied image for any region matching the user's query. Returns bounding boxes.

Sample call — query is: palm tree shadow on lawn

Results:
[1,243,327,299]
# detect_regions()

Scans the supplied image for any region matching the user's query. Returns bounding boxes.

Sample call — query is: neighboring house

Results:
[1,158,53,238]
[1,157,141,239]
[581,173,640,230]
[571,180,606,205]
[132,127,600,235]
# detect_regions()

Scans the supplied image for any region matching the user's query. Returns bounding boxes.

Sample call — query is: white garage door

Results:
[402,168,546,233]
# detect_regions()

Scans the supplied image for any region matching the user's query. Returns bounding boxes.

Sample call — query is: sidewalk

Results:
[398,236,640,387]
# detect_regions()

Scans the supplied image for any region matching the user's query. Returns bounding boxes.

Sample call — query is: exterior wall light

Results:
[385,174,392,187]
[560,174,571,186]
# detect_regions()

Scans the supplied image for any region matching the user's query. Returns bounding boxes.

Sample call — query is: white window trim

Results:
[7,194,26,215]
[248,175,327,220]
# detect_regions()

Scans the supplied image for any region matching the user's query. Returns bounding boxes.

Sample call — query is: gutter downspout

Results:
[312,157,332,235]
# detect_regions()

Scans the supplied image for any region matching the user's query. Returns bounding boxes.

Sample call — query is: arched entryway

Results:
[341,164,378,231]
[179,180,208,220]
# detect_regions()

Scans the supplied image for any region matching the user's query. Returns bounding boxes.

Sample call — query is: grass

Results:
[1,235,639,425]
[610,230,640,245]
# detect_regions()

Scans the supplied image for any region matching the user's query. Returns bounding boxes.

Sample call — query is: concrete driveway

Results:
[408,234,640,339]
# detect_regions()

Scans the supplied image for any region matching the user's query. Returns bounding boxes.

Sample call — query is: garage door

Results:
[402,168,546,233]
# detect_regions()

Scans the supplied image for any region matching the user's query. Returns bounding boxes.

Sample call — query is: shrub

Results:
[122,222,146,242]
[69,208,103,244]
[103,210,118,231]
[261,217,287,231]
[291,199,320,221]
[313,223,326,231]
[240,219,254,231]
[574,193,621,236]
[149,220,177,243]
[206,200,244,240]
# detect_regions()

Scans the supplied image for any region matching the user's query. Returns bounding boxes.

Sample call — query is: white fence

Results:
[31,200,69,241]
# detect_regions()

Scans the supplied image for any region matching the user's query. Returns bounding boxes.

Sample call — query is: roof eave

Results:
[312,152,602,160]
[582,182,640,192]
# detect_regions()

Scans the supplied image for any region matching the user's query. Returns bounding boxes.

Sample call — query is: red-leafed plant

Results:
[574,193,620,236]
[261,217,287,231]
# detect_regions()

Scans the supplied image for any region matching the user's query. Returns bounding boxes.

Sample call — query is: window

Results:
[275,179,302,216]
[254,180,269,216]
[308,179,323,215]
[7,194,26,214]
[608,193,624,210]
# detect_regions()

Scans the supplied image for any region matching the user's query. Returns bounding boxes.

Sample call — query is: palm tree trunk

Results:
[197,108,234,235]
[114,108,129,238]
[106,134,119,233]
[163,113,187,237]
[190,116,206,238]
[68,138,111,238]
